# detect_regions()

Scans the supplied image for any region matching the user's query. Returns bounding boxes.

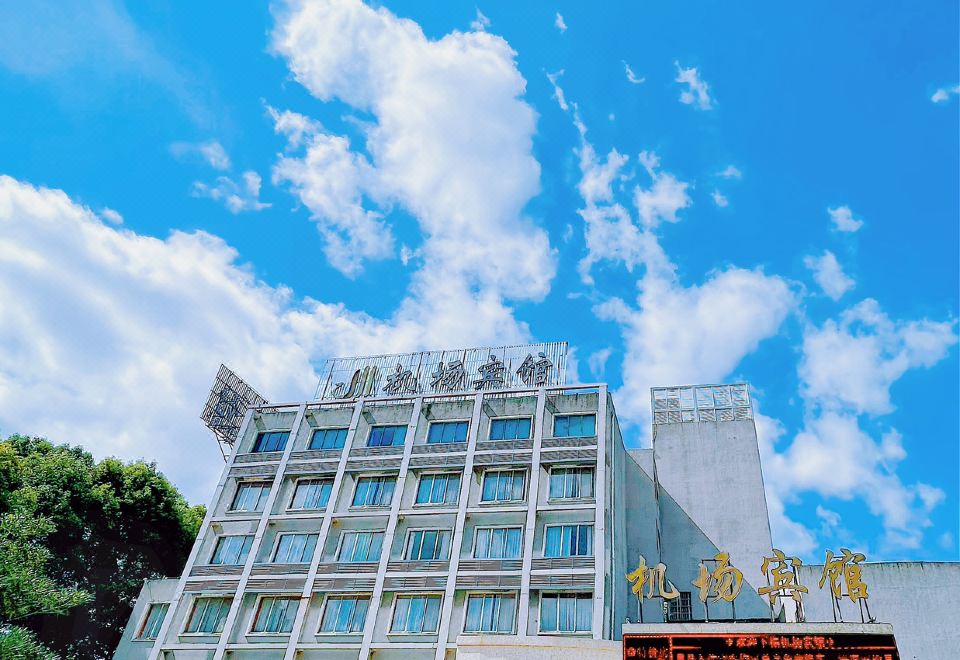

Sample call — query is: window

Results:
[548,467,595,500]
[480,470,525,503]
[367,425,406,448]
[415,473,460,505]
[184,597,231,634]
[390,595,442,634]
[290,479,333,510]
[319,596,370,633]
[230,481,271,512]
[427,420,468,444]
[210,535,253,565]
[251,596,299,634]
[539,592,592,633]
[352,476,396,507]
[137,603,169,640]
[544,525,593,557]
[473,527,523,559]
[252,431,290,453]
[406,530,451,560]
[463,593,517,633]
[552,414,596,438]
[273,533,319,563]
[489,417,532,441]
[338,531,384,563]
[310,427,348,450]
[667,592,693,622]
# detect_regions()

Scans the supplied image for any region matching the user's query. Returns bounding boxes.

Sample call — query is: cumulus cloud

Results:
[554,12,567,33]
[99,207,123,225]
[804,250,855,300]
[931,84,959,103]
[270,0,555,321]
[674,61,713,110]
[192,171,270,214]
[623,61,645,84]
[828,205,863,232]
[711,190,728,208]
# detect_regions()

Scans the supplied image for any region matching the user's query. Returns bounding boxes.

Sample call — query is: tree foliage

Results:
[0,435,204,659]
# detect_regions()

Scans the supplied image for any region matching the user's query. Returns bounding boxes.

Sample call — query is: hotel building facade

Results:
[114,344,959,660]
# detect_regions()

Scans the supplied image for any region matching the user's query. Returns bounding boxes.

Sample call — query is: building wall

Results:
[798,561,960,659]
[113,579,177,660]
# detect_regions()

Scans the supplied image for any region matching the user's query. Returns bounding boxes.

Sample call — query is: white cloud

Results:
[270,0,555,319]
[799,299,957,415]
[99,207,123,225]
[554,12,567,33]
[192,171,270,214]
[587,347,612,381]
[623,61,645,84]
[634,151,691,228]
[711,190,728,208]
[828,205,863,232]
[940,532,954,550]
[470,9,490,32]
[803,250,854,300]
[674,61,713,110]
[718,165,742,180]
[546,69,569,112]
[170,140,232,171]
[931,84,959,103]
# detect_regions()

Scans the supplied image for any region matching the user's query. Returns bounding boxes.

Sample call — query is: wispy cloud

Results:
[623,61,645,84]
[192,171,270,214]
[170,140,232,171]
[931,84,959,103]
[718,165,742,180]
[828,205,863,232]
[674,61,713,110]
[554,12,567,33]
[711,190,728,208]
[470,9,491,32]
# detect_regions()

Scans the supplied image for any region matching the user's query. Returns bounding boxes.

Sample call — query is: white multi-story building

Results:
[114,344,958,660]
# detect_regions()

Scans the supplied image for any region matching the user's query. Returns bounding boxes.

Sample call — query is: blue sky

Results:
[0,0,956,562]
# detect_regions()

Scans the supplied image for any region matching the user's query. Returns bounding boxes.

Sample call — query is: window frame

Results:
[487,415,534,441]
[136,602,169,640]
[366,424,408,448]
[471,525,524,560]
[479,468,527,504]
[335,529,386,563]
[542,523,595,558]
[181,595,232,636]
[387,593,444,635]
[308,426,350,451]
[350,474,397,509]
[316,593,372,635]
[287,477,334,511]
[247,594,301,635]
[667,591,693,622]
[404,528,453,561]
[413,471,461,507]
[425,419,470,445]
[461,591,519,635]
[546,466,596,501]
[537,591,593,635]
[551,414,597,439]
[229,480,272,513]
[209,534,254,566]
[251,429,291,453]
[270,531,320,564]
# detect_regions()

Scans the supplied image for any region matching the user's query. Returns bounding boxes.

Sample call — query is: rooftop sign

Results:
[201,364,268,446]
[623,630,899,660]
[314,342,568,400]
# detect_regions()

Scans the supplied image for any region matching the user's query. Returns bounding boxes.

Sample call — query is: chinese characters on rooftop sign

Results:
[201,364,268,446]
[314,342,567,400]
[623,632,899,660]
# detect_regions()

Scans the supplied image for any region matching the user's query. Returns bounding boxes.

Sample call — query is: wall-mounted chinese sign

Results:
[623,632,900,660]
[314,342,568,400]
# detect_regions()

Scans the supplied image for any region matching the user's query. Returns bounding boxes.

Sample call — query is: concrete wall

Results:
[798,561,960,659]
[113,578,177,660]
[456,634,620,660]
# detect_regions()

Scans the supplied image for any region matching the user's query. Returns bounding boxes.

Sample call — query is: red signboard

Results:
[623,632,899,660]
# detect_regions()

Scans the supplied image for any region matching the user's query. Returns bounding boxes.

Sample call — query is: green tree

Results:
[0,435,204,659]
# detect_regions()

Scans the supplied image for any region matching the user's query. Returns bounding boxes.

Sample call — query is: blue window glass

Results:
[427,421,469,444]
[415,473,460,505]
[273,533,319,563]
[251,597,299,633]
[390,595,442,633]
[544,525,594,557]
[464,593,516,633]
[290,479,333,510]
[320,596,369,633]
[473,527,523,559]
[488,418,532,441]
[252,431,290,453]
[367,425,407,447]
[338,531,384,562]
[480,470,525,502]
[539,593,592,633]
[309,427,348,450]
[185,597,231,634]
[210,535,253,565]
[548,467,595,500]
[406,530,452,560]
[352,476,396,507]
[552,414,596,438]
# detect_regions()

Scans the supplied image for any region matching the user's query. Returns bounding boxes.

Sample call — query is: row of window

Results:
[139,590,593,639]
[210,523,595,566]
[230,466,595,515]
[250,414,597,453]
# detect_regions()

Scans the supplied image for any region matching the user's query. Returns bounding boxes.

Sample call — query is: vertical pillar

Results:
[515,387,548,636]
[212,403,309,660]
[282,398,366,660]
[593,385,608,639]
[433,392,484,660]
